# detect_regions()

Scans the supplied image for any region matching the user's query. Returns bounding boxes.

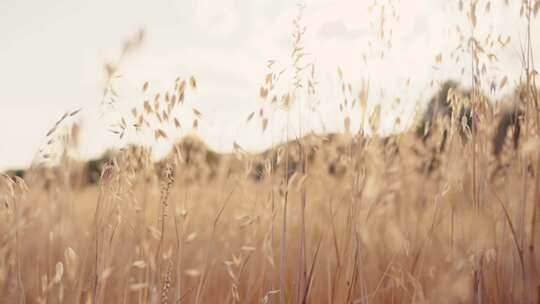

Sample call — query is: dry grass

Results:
[2,1,540,303]
[3,123,540,303]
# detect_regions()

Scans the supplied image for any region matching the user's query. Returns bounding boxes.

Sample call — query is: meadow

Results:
[2,1,540,303]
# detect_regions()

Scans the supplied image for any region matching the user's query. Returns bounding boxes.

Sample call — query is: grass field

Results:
[2,1,540,303]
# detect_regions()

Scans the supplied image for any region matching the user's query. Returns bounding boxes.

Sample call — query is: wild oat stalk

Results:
[155,162,176,299]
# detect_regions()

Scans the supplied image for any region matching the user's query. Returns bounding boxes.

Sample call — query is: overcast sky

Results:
[0,0,538,170]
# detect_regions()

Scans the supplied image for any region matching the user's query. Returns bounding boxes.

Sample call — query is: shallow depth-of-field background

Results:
[2,1,540,303]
